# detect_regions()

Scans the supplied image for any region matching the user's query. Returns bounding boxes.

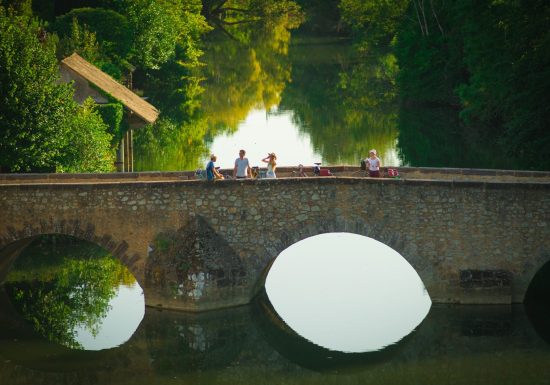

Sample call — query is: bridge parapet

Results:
[1,166,549,184]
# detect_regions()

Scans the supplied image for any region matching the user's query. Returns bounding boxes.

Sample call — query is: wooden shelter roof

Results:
[61,53,159,124]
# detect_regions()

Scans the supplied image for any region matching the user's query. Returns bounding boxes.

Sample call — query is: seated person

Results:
[206,154,224,180]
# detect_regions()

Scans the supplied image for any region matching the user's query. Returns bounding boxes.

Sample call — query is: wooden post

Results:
[129,128,134,172]
[124,130,130,172]
[116,137,125,172]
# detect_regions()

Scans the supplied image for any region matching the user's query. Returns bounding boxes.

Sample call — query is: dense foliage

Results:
[4,235,135,349]
[339,0,550,169]
[1,0,547,171]
[57,98,115,173]
[0,6,115,172]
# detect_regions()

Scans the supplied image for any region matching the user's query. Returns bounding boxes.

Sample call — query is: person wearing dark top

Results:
[206,154,223,180]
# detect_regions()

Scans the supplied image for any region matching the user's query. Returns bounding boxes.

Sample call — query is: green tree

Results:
[455,0,550,169]
[0,8,75,172]
[52,7,132,59]
[116,0,180,69]
[51,7,133,78]
[56,16,101,63]
[393,0,550,170]
[0,7,118,172]
[339,0,409,47]
[57,98,115,173]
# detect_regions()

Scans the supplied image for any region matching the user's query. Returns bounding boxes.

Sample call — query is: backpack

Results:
[387,168,399,178]
[360,159,367,171]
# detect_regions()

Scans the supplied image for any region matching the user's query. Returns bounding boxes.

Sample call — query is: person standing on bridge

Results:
[233,149,251,179]
[206,154,224,181]
[262,152,277,178]
[366,149,381,177]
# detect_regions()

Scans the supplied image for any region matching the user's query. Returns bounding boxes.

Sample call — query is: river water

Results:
[1,235,549,385]
[134,33,403,172]
[1,296,549,384]
[133,25,517,173]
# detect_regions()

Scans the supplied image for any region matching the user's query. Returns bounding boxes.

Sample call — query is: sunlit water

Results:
[73,282,144,350]
[265,233,431,352]
[206,108,322,169]
[205,108,401,169]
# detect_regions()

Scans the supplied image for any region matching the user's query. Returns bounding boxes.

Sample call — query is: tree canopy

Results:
[0,7,114,172]
[339,0,550,170]
[1,0,548,172]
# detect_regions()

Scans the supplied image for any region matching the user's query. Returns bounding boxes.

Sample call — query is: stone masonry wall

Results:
[1,177,549,311]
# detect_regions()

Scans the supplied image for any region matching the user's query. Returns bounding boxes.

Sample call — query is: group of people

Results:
[205,148,382,181]
[205,149,277,181]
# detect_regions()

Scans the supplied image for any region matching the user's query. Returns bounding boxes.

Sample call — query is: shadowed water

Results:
[1,235,549,384]
[0,296,549,385]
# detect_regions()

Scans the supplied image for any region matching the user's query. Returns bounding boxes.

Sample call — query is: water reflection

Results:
[1,235,144,351]
[254,289,417,372]
[281,36,399,166]
[202,34,400,169]
[1,299,549,384]
[135,31,401,171]
[265,233,431,353]
[396,105,513,169]
[207,108,322,169]
[73,282,144,351]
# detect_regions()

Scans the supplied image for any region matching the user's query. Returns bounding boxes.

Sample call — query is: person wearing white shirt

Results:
[366,149,381,177]
[233,149,251,179]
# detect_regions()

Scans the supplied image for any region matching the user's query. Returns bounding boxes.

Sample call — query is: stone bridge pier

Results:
[1,175,549,311]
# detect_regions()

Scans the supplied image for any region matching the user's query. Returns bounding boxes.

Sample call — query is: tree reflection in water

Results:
[134,0,304,172]
[3,235,137,350]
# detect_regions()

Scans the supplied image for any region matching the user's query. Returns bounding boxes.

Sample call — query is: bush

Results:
[97,102,124,144]
[57,99,115,173]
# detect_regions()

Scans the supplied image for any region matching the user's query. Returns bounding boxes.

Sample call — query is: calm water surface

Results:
[1,235,549,384]
[135,34,401,171]
[72,283,144,351]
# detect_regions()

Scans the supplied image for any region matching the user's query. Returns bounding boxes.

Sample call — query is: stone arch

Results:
[519,247,550,303]
[0,219,144,285]
[254,215,436,298]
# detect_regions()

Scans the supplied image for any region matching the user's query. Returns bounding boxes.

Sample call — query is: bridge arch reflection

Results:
[0,220,142,286]
[263,232,431,353]
[0,234,144,351]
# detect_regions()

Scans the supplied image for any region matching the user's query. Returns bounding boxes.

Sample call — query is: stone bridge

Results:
[1,167,549,311]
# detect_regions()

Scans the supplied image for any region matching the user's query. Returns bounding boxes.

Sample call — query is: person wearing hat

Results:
[366,149,381,177]
[262,152,277,178]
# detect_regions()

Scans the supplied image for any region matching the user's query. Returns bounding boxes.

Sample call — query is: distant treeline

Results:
[338,0,550,169]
